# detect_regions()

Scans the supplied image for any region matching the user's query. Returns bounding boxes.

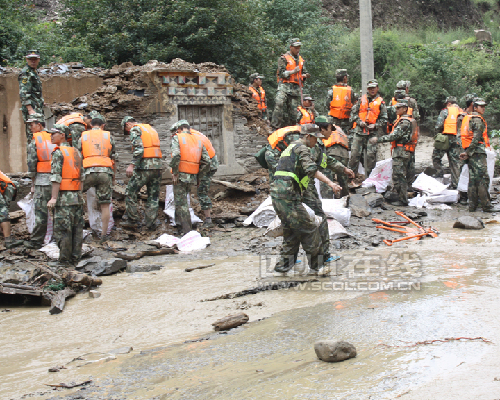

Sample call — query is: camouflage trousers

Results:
[321,156,350,199]
[0,184,16,224]
[174,181,193,227]
[125,169,161,228]
[271,91,301,129]
[432,136,462,188]
[467,153,491,211]
[302,185,330,260]
[54,204,84,265]
[197,171,214,210]
[348,134,378,177]
[392,156,413,205]
[22,106,44,144]
[31,185,52,245]
[271,196,324,272]
[83,172,112,204]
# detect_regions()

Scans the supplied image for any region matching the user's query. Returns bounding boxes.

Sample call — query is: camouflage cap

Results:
[367,79,378,88]
[25,50,40,59]
[289,38,302,47]
[474,97,487,106]
[314,115,330,124]
[396,80,408,89]
[51,124,70,138]
[395,99,409,108]
[89,110,106,124]
[464,93,477,102]
[335,69,349,77]
[121,116,135,130]
[249,73,264,81]
[25,113,44,124]
[170,119,190,132]
[303,95,314,101]
[300,123,324,138]
[394,89,406,99]
[446,96,457,103]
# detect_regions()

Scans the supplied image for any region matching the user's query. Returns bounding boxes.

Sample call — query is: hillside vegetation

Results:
[2,0,500,131]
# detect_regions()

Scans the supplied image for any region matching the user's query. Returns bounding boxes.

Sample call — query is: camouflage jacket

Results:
[76,127,118,177]
[51,142,84,206]
[350,94,388,135]
[406,95,420,122]
[378,118,412,159]
[276,52,309,96]
[27,139,51,186]
[129,125,163,170]
[313,140,345,174]
[69,123,87,149]
[466,113,487,157]
[18,66,44,109]
[170,133,210,184]
[324,147,347,174]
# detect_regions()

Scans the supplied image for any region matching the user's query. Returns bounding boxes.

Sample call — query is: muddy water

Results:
[3,221,500,399]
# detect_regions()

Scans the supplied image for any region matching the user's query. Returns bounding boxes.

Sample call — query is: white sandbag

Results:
[327,218,349,239]
[315,178,323,200]
[457,149,496,193]
[362,158,393,193]
[412,173,448,195]
[426,190,459,204]
[408,194,427,209]
[243,196,275,227]
[457,164,469,192]
[426,203,452,210]
[264,204,318,237]
[358,163,365,175]
[154,231,210,252]
[17,192,53,244]
[321,198,350,227]
[164,185,203,226]
[39,243,92,260]
[86,188,114,234]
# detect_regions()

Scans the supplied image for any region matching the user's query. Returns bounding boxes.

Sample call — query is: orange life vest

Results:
[249,86,267,111]
[34,131,56,173]
[176,131,203,174]
[57,146,82,191]
[358,94,383,129]
[81,129,113,168]
[136,124,162,158]
[322,126,349,149]
[390,116,419,153]
[443,104,462,135]
[297,106,315,124]
[277,54,304,85]
[461,114,487,149]
[0,171,14,195]
[329,85,353,119]
[268,126,301,150]
[56,113,87,128]
[191,129,216,158]
[387,102,413,133]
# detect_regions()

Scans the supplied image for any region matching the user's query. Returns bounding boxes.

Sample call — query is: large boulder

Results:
[314,340,357,362]
[453,216,485,230]
[348,194,371,217]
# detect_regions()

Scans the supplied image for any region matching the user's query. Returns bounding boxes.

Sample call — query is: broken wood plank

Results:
[25,259,63,281]
[0,285,43,297]
[212,179,256,193]
[185,263,215,273]
[212,312,249,331]
[46,288,76,315]
[114,247,178,261]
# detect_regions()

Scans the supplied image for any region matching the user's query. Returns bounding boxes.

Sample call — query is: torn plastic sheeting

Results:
[412,173,448,195]
[17,192,53,244]
[164,185,202,226]
[243,196,275,227]
[154,231,210,252]
[457,149,496,193]
[87,188,114,234]
[361,158,392,193]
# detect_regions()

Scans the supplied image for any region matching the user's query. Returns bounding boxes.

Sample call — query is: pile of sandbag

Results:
[409,173,459,209]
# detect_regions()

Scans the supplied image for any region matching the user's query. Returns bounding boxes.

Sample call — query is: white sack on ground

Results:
[408,190,459,209]
[412,173,448,195]
[40,243,92,259]
[87,188,114,234]
[243,196,275,227]
[17,192,53,244]
[457,149,496,193]
[321,197,350,227]
[327,218,349,239]
[155,231,210,252]
[164,185,202,226]
[361,158,393,193]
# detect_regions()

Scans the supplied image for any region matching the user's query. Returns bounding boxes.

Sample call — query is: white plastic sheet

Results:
[164,185,203,226]
[412,173,448,195]
[155,231,210,252]
[457,149,496,193]
[361,158,393,193]
[17,192,53,244]
[86,188,114,234]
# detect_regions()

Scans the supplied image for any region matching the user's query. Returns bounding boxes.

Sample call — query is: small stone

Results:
[89,290,101,298]
[372,239,380,247]
[126,264,163,273]
[314,340,357,362]
[453,216,485,230]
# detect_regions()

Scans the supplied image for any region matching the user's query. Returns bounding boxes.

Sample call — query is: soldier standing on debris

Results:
[327,69,356,146]
[271,38,310,129]
[121,116,163,230]
[249,73,268,121]
[271,124,341,276]
[370,100,419,206]
[459,98,495,212]
[296,95,318,125]
[47,124,84,267]
[19,50,44,143]
[432,96,462,189]
[315,116,355,198]
[24,113,55,249]
[0,171,23,249]
[348,79,388,177]
[77,115,116,242]
[169,120,210,234]
[56,112,88,148]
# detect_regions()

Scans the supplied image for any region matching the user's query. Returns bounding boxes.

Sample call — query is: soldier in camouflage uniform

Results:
[348,79,388,177]
[395,81,420,122]
[459,98,496,212]
[271,38,310,129]
[24,114,53,249]
[170,120,210,234]
[271,124,340,275]
[0,171,23,249]
[456,94,476,204]
[432,96,462,189]
[370,100,416,206]
[18,50,44,143]
[265,126,301,183]
[47,124,84,267]
[121,116,163,230]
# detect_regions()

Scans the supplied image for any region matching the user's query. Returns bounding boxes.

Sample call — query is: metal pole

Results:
[359,0,374,91]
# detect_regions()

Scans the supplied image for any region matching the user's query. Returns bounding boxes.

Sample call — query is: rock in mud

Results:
[364,193,384,208]
[89,290,101,298]
[348,194,371,217]
[93,258,128,275]
[314,340,357,363]
[126,264,163,273]
[453,216,485,230]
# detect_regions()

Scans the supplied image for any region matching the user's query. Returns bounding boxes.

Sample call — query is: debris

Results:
[126,264,163,273]
[47,288,76,315]
[377,336,492,348]
[314,340,357,362]
[8,210,25,221]
[114,247,177,261]
[185,263,216,272]
[89,290,101,299]
[212,312,249,331]
[48,366,66,373]
[453,216,485,230]
[62,270,103,287]
[348,194,372,217]
[154,231,210,252]
[45,379,92,389]
[91,258,127,275]
[212,179,256,193]
[364,193,384,208]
